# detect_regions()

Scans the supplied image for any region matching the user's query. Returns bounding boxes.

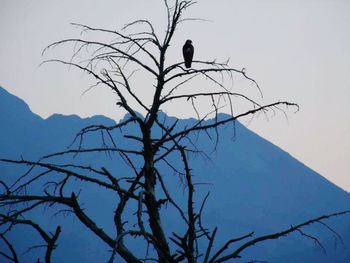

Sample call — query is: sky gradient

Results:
[1,0,349,191]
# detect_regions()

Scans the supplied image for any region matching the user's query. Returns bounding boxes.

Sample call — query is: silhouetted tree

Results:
[1,1,349,262]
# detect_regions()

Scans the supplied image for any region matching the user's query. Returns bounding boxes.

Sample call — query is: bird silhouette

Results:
[183,40,194,68]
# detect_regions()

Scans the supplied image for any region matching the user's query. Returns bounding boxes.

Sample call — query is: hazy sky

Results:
[0,0,349,191]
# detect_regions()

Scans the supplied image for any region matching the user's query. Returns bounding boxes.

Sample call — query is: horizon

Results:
[1,85,348,193]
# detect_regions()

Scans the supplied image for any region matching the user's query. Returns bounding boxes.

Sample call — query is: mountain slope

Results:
[0,86,349,262]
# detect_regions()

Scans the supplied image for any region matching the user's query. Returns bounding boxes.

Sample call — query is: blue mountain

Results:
[0,86,349,262]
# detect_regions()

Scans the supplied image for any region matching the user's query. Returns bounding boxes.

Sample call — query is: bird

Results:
[182,39,194,68]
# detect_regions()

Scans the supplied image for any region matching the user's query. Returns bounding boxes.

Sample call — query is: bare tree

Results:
[1,1,349,262]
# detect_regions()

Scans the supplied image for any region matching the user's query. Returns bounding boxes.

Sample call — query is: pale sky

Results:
[0,0,349,191]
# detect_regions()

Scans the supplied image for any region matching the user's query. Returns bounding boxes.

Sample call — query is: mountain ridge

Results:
[0,86,349,262]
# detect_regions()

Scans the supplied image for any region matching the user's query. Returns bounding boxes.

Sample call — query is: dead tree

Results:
[1,1,349,262]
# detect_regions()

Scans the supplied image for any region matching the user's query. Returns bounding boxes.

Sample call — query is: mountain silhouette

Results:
[0,86,349,262]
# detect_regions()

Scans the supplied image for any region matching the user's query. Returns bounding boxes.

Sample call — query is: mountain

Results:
[0,86,349,262]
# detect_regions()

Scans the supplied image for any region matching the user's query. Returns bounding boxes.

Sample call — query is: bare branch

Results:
[212,210,350,262]
[43,38,158,76]
[0,234,19,263]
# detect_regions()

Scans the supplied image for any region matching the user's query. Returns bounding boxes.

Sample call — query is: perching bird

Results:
[182,39,194,68]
